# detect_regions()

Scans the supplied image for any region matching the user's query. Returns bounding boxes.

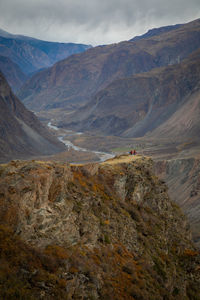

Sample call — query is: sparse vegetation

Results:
[0,157,199,298]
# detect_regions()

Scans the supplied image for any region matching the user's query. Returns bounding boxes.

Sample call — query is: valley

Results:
[0,14,200,299]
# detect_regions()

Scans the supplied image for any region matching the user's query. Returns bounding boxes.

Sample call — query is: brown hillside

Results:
[62,48,200,138]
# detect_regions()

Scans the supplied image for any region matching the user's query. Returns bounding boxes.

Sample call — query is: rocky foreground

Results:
[0,155,199,299]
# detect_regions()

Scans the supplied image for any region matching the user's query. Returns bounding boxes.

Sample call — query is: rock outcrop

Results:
[0,156,199,299]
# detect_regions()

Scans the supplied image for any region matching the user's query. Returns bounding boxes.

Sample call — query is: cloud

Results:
[0,0,199,45]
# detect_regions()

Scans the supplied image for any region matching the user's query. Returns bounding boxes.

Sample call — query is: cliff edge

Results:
[0,156,199,299]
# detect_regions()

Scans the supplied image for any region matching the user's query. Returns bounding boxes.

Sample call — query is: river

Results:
[47,122,114,162]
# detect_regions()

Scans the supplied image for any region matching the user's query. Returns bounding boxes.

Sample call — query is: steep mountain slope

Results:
[0,55,27,92]
[146,88,200,141]
[18,18,200,112]
[62,48,200,138]
[0,72,66,162]
[0,28,91,77]
[0,156,199,299]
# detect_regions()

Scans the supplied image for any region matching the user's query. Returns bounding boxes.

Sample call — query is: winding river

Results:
[48,122,114,162]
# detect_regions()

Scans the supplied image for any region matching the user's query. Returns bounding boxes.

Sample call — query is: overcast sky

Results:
[0,0,200,45]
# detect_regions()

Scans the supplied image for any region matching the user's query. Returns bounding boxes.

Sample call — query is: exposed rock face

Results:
[155,157,200,248]
[0,72,66,162]
[18,19,200,113]
[0,156,199,299]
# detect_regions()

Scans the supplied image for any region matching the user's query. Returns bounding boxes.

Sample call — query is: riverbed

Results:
[48,122,114,162]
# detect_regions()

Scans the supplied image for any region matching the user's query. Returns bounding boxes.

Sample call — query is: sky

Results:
[0,0,200,46]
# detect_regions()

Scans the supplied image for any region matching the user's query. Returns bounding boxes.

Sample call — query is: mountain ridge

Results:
[130,23,182,41]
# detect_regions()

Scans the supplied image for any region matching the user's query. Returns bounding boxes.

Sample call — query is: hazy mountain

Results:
[18,18,200,113]
[0,55,27,92]
[0,28,91,88]
[0,71,66,162]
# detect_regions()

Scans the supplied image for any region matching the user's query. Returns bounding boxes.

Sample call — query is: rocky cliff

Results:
[0,156,199,299]
[155,157,200,248]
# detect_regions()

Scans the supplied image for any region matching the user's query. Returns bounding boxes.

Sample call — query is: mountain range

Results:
[0,28,91,91]
[18,18,200,118]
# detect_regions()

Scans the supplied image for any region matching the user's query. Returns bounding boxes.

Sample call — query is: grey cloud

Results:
[0,0,199,45]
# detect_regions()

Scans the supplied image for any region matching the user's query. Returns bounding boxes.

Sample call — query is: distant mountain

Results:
[130,24,182,42]
[0,28,91,90]
[0,28,36,40]
[0,55,27,92]
[63,48,200,139]
[0,72,66,162]
[18,19,200,113]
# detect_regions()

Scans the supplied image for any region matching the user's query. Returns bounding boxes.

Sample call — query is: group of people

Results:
[129,149,137,155]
